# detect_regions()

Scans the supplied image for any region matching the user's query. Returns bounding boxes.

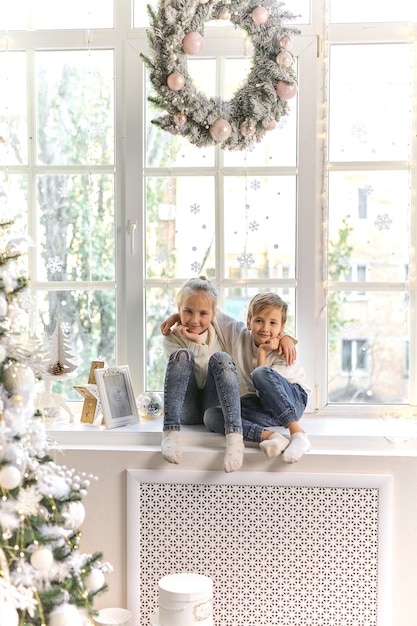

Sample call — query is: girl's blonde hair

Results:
[247,293,288,325]
[176,276,217,310]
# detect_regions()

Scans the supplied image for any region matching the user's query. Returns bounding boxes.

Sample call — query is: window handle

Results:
[129,221,137,255]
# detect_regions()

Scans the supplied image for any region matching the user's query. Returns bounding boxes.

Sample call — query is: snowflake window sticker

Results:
[374,213,393,231]
[46,255,64,274]
[141,0,299,151]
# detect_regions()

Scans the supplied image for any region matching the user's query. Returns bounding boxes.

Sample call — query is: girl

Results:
[161,276,245,473]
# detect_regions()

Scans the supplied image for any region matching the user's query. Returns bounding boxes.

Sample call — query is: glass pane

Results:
[328,171,410,283]
[145,286,176,391]
[0,1,28,29]
[224,176,296,280]
[330,0,417,22]
[0,52,27,165]
[36,51,114,166]
[37,174,115,282]
[328,291,409,403]
[145,61,216,168]
[146,176,215,279]
[0,173,27,234]
[36,289,116,400]
[32,0,113,29]
[329,44,412,162]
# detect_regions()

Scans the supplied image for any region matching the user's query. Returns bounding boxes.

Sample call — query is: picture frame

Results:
[94,365,139,429]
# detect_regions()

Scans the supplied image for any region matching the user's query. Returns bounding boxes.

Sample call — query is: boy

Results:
[204,292,311,463]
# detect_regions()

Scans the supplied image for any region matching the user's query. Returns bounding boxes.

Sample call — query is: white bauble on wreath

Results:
[141,0,299,151]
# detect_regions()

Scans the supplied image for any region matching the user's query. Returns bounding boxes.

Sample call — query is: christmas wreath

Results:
[141,0,299,151]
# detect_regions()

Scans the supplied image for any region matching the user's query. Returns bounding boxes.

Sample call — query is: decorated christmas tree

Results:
[0,219,110,626]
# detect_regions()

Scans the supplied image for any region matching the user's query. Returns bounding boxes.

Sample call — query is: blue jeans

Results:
[163,349,242,434]
[204,365,308,443]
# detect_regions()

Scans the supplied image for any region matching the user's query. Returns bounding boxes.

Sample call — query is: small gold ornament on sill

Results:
[136,391,164,421]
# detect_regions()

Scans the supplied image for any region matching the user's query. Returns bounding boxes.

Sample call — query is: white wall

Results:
[50,418,417,626]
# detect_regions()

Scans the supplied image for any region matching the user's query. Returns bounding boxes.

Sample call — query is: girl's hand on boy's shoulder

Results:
[278,335,296,365]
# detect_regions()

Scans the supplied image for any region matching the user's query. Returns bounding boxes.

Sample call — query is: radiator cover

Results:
[127,470,392,626]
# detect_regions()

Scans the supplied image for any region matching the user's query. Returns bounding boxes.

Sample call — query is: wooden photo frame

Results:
[95,365,139,429]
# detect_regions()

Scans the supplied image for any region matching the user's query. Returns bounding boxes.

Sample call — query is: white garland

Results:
[142,0,299,151]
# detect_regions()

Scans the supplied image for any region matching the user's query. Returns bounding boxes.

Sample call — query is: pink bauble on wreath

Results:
[209,118,232,142]
[182,32,204,55]
[167,72,185,91]
[252,6,269,25]
[173,112,187,127]
[276,80,297,100]
[266,120,276,130]
[279,35,293,50]
[218,8,231,20]
[276,51,293,68]
[240,121,256,137]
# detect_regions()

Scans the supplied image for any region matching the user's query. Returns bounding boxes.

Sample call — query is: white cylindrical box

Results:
[155,573,213,626]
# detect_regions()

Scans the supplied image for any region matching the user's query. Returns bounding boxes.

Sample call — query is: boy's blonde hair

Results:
[247,293,288,325]
[176,276,217,310]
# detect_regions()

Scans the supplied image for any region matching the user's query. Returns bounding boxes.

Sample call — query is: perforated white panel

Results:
[127,471,391,626]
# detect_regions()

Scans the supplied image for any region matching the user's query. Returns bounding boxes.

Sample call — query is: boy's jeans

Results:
[163,349,242,434]
[204,365,308,443]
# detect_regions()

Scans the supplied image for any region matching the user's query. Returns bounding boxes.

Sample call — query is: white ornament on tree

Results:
[3,362,36,394]
[84,568,106,593]
[48,603,84,626]
[61,500,86,530]
[30,546,54,570]
[0,465,22,490]
[0,600,19,626]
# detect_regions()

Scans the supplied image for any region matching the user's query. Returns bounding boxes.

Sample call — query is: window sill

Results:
[47,411,417,457]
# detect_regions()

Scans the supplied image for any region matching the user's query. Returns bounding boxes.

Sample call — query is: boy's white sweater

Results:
[212,310,312,396]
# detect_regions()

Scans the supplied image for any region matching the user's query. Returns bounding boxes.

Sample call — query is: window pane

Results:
[330,0,417,22]
[0,52,27,166]
[145,286,177,391]
[36,51,114,166]
[36,288,116,400]
[146,176,216,279]
[37,174,115,282]
[328,291,409,403]
[224,176,296,280]
[0,173,27,235]
[32,0,113,29]
[329,44,413,162]
[328,171,410,283]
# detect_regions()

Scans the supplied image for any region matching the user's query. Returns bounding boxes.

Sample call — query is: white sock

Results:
[224,432,245,473]
[259,432,290,458]
[282,432,311,463]
[161,431,182,464]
